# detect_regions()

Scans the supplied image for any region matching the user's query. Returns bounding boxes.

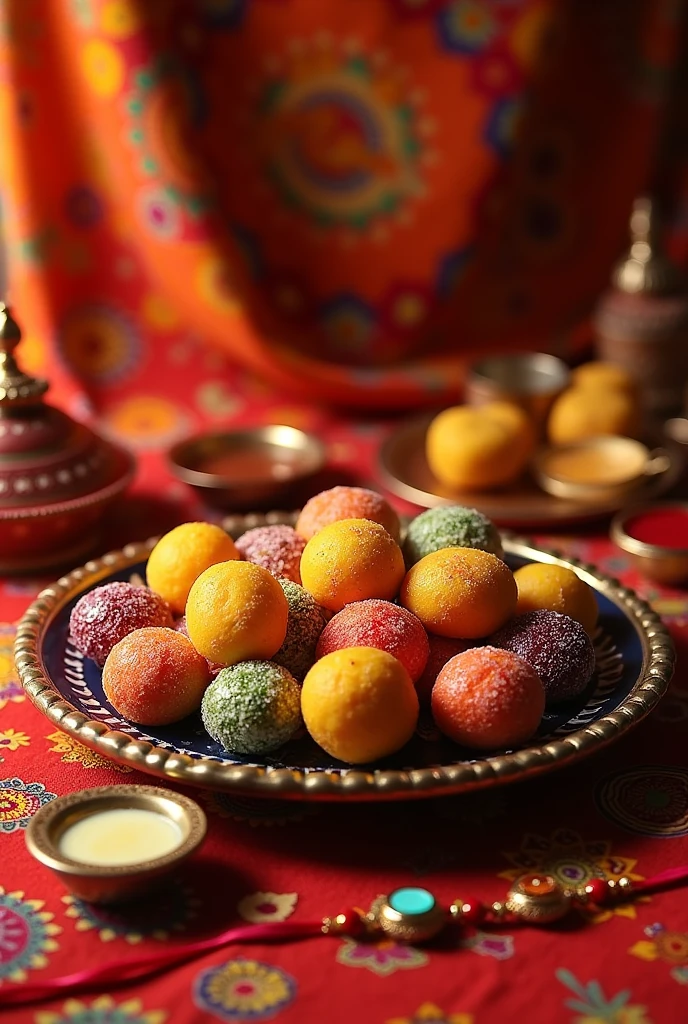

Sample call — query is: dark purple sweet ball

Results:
[488,609,595,705]
[69,581,173,666]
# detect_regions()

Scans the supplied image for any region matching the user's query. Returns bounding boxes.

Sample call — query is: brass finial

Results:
[612,196,686,296]
[0,303,48,405]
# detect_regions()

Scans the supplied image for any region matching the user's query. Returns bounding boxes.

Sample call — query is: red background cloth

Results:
[1,422,688,1024]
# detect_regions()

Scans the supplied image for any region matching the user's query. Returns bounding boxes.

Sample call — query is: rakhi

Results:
[3,867,688,1009]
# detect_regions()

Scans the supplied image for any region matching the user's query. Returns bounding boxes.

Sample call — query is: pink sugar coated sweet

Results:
[175,615,224,677]
[69,581,173,666]
[488,609,595,705]
[315,599,429,683]
[296,486,401,542]
[235,525,306,584]
[431,646,545,750]
[415,634,472,704]
[103,627,210,726]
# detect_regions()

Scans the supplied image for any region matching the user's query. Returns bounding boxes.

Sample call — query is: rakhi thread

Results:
[3,865,688,1009]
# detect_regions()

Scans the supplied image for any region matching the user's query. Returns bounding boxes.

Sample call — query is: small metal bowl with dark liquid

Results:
[168,425,326,509]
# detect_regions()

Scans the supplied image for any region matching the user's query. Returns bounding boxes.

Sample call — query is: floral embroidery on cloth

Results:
[0,887,61,984]
[0,729,30,752]
[336,937,428,975]
[62,884,200,944]
[0,777,56,833]
[237,892,298,924]
[461,929,514,960]
[34,995,167,1024]
[46,730,132,772]
[629,922,688,986]
[499,829,645,922]
[0,627,23,711]
[193,958,297,1021]
[557,968,652,1023]
[386,1004,473,1024]
[594,766,688,838]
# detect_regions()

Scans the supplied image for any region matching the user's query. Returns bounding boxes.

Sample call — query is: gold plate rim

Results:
[14,514,675,801]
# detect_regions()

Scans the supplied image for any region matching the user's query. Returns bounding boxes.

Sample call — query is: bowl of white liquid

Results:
[25,784,207,904]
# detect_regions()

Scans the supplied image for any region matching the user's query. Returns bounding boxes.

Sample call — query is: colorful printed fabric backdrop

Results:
[1,0,687,410]
[1,421,688,1023]
[1,0,688,1020]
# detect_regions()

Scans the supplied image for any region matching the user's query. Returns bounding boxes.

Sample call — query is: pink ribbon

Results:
[0,920,320,1008]
[632,865,688,894]
[4,865,688,1009]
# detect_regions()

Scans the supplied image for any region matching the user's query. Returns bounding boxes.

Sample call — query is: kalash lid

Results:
[0,304,130,509]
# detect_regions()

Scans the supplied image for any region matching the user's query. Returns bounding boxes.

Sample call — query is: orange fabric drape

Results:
[0,0,684,417]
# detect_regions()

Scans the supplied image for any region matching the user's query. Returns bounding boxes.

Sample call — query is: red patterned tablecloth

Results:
[1,413,688,1024]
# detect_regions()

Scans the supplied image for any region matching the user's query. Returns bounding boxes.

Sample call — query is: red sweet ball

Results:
[103,626,210,726]
[235,525,306,584]
[315,599,429,683]
[431,646,545,750]
[69,581,173,666]
[415,634,472,704]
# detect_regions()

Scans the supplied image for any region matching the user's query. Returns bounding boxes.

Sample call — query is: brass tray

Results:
[378,414,683,528]
[14,513,674,801]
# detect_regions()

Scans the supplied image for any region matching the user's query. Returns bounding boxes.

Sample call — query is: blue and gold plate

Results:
[15,515,674,801]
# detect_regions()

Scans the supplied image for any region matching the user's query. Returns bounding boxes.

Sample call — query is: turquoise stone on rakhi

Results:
[388,888,436,916]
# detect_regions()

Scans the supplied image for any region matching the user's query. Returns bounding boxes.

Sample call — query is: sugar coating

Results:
[185,560,288,666]
[415,634,472,704]
[404,506,503,566]
[301,646,419,763]
[69,581,173,666]
[102,626,209,726]
[489,609,595,704]
[316,599,429,683]
[235,525,306,584]
[400,547,517,638]
[175,615,224,678]
[273,579,329,681]
[296,486,401,541]
[514,562,598,636]
[300,518,406,612]
[201,661,302,754]
[431,645,545,749]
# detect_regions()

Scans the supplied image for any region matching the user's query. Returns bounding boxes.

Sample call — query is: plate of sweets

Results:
[379,359,683,528]
[15,486,674,800]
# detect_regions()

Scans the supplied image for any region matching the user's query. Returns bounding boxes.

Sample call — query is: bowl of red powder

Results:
[611,502,688,585]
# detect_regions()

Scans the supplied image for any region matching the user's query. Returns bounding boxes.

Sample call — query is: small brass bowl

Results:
[465,352,570,432]
[533,436,671,504]
[168,425,326,509]
[25,784,207,904]
[611,502,688,585]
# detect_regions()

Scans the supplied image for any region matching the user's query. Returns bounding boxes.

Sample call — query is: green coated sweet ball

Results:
[273,579,329,681]
[403,505,503,566]
[201,661,302,755]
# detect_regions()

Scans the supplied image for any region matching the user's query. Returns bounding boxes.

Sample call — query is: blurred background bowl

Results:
[532,436,671,504]
[465,352,570,433]
[168,424,326,510]
[611,501,688,584]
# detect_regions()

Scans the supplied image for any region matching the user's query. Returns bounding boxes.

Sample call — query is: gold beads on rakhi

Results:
[505,873,573,924]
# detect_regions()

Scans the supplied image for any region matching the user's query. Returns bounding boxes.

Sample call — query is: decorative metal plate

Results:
[14,514,675,801]
[378,414,684,528]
